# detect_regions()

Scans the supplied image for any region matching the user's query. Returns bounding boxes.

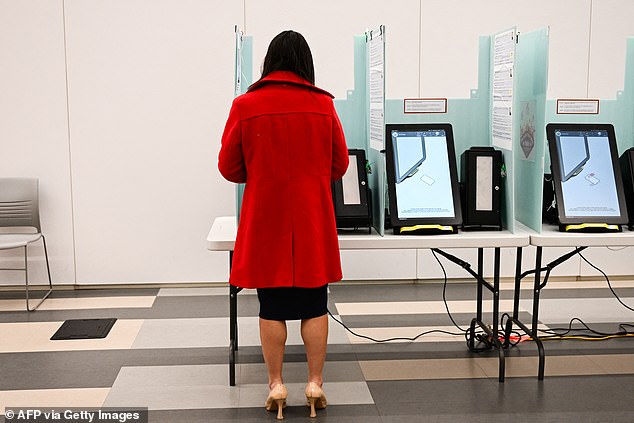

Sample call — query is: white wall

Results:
[0,1,75,285]
[63,0,240,284]
[589,0,634,99]
[1,0,633,286]
[420,0,592,99]
[246,0,420,99]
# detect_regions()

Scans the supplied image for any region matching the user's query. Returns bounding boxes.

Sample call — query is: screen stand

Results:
[395,224,458,235]
[559,223,622,233]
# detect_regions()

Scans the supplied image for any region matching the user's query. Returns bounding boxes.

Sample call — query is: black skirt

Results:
[257,285,328,321]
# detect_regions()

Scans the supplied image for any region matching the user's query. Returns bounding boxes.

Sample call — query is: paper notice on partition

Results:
[491,28,516,151]
[368,28,385,151]
[556,99,600,114]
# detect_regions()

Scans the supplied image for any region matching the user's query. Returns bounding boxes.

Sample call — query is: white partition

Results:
[64,0,242,284]
[0,0,76,286]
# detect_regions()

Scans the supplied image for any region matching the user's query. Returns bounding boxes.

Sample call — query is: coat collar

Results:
[248,71,334,98]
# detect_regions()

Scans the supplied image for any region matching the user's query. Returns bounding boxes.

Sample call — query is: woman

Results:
[218,30,349,419]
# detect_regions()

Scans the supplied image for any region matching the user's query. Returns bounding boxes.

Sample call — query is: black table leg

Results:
[510,245,587,381]
[492,247,505,382]
[469,249,484,351]
[432,247,505,382]
[513,247,522,322]
[532,247,543,337]
[502,247,545,380]
[531,246,546,380]
[492,248,500,343]
[504,247,523,348]
[228,251,243,387]
[476,249,484,324]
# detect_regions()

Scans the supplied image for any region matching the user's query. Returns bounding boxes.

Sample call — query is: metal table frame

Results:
[208,216,531,386]
[503,225,634,380]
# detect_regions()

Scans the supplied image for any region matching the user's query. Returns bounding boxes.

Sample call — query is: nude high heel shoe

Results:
[305,382,327,418]
[264,383,288,420]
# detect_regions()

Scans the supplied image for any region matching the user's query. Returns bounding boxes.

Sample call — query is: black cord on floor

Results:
[537,317,634,340]
[327,309,464,343]
[326,251,479,344]
[327,248,634,345]
[578,251,634,312]
[527,250,634,341]
[431,249,467,332]
[500,313,525,348]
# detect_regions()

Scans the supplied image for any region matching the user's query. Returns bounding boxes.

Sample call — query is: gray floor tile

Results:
[3,283,634,422]
[339,311,533,328]
[532,287,634,299]
[147,295,260,319]
[131,315,351,350]
[239,361,365,384]
[381,412,634,423]
[105,364,373,411]
[369,376,634,417]
[104,384,242,410]
[131,318,231,349]
[0,350,122,390]
[236,381,373,408]
[360,358,488,381]
[110,364,229,388]
[148,409,242,423]
[0,347,242,390]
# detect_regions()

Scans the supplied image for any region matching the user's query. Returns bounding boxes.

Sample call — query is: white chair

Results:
[0,178,53,311]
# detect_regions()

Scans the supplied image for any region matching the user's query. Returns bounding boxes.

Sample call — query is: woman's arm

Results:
[218,99,247,183]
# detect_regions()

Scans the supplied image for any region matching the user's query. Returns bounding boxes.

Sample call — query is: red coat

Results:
[218,71,349,289]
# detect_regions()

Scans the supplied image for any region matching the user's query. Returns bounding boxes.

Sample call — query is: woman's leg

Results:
[259,318,287,388]
[300,314,328,385]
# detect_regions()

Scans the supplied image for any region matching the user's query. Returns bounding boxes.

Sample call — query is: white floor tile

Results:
[0,296,155,312]
[0,320,144,353]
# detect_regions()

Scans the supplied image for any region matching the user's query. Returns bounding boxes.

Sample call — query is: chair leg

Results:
[42,235,53,291]
[25,237,53,312]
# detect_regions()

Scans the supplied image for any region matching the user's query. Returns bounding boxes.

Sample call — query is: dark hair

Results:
[261,30,315,85]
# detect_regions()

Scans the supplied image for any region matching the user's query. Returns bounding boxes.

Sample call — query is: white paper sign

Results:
[491,29,516,151]
[368,27,385,151]
[404,98,447,114]
[557,99,600,114]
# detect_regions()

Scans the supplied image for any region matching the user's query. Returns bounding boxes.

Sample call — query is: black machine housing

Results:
[332,149,372,233]
[619,147,634,230]
[460,146,503,230]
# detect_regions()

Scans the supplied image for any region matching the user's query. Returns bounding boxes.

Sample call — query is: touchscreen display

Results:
[554,129,621,217]
[390,129,455,219]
